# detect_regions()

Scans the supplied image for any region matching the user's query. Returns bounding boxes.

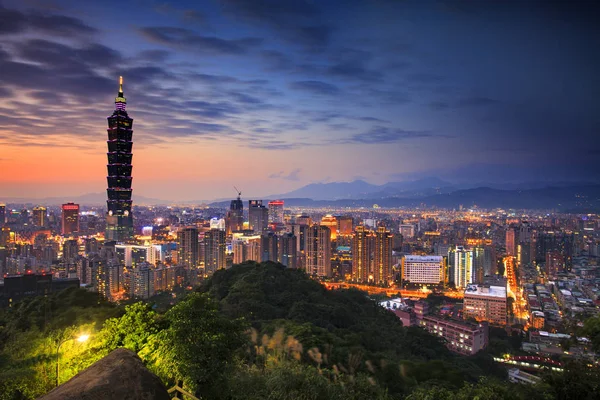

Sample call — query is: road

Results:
[322,282,464,299]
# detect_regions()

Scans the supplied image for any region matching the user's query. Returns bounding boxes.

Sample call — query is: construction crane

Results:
[233,186,241,199]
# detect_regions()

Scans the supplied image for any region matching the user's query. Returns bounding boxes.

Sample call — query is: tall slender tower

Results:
[105,77,134,242]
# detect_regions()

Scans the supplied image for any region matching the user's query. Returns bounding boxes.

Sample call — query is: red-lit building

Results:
[61,203,80,236]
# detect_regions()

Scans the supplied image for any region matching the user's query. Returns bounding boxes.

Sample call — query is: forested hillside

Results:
[0,262,598,399]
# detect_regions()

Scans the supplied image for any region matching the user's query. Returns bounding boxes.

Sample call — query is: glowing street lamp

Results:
[56,334,90,387]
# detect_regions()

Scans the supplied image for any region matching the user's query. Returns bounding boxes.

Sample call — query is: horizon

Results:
[1,0,599,200]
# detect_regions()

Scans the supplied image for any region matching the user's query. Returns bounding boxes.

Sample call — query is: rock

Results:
[38,348,171,400]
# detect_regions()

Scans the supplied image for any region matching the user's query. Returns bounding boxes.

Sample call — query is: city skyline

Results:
[1,0,599,201]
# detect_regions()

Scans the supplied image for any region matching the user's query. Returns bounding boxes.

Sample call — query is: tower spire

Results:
[115,76,126,109]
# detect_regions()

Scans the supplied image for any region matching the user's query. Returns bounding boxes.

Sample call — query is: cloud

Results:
[269,168,302,181]
[137,27,263,55]
[343,126,451,144]
[289,80,340,96]
[0,5,96,36]
[219,0,333,49]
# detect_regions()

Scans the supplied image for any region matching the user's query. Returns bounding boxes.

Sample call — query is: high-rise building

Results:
[352,226,373,283]
[337,216,353,236]
[232,234,261,264]
[399,224,415,239]
[402,255,445,285]
[204,228,226,275]
[249,200,268,233]
[261,232,279,262]
[306,225,331,277]
[463,284,507,326]
[373,226,393,283]
[177,227,199,269]
[268,200,284,224]
[545,251,565,278]
[105,77,134,242]
[0,204,5,226]
[451,246,473,288]
[61,203,80,236]
[320,215,338,241]
[130,262,154,299]
[226,194,244,235]
[62,239,79,264]
[278,233,297,269]
[505,227,517,256]
[32,207,47,227]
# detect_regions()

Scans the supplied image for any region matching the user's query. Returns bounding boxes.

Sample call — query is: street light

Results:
[56,334,90,387]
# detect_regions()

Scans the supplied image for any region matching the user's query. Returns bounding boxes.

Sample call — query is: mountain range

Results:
[2,178,599,211]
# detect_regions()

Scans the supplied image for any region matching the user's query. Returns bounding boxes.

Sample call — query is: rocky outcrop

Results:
[38,348,171,400]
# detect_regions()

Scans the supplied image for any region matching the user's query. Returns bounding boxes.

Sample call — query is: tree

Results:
[141,293,247,398]
[100,302,161,353]
[582,315,600,352]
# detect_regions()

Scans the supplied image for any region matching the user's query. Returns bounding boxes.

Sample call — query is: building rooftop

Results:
[404,255,443,262]
[464,284,507,299]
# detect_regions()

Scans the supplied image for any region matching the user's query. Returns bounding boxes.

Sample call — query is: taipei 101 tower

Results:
[105,77,134,242]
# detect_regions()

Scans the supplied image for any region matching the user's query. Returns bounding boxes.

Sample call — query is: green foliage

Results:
[582,315,600,352]
[100,302,161,353]
[140,292,247,398]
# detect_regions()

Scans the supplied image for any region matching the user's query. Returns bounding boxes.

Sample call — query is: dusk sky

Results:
[0,0,599,201]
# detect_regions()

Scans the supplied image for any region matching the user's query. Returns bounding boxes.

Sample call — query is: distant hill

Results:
[209,184,600,211]
[269,177,455,200]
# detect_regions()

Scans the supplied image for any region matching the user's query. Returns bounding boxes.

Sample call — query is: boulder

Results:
[38,348,171,400]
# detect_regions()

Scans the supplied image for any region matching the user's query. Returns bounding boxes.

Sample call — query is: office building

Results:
[450,246,473,288]
[204,228,226,275]
[419,315,488,355]
[278,233,297,268]
[177,227,198,269]
[268,200,284,224]
[32,207,47,227]
[115,244,163,268]
[463,284,507,326]
[402,255,445,285]
[373,226,393,283]
[0,204,5,226]
[249,200,268,233]
[320,215,338,241]
[232,234,261,264]
[105,77,134,242]
[505,226,517,256]
[306,225,331,277]
[62,239,79,264]
[226,194,244,235]
[61,203,80,236]
[261,232,279,262]
[352,226,373,283]
[130,262,154,299]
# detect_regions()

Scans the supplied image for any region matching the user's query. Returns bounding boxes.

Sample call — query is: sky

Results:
[0,0,599,201]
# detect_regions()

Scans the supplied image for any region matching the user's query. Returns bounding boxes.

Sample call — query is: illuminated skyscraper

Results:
[352,226,373,283]
[268,200,284,224]
[451,246,474,288]
[32,206,47,227]
[373,226,393,283]
[249,200,268,233]
[306,225,331,277]
[61,203,80,236]
[505,226,517,256]
[320,215,338,241]
[204,228,226,275]
[105,76,134,242]
[177,227,198,268]
[226,194,244,235]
